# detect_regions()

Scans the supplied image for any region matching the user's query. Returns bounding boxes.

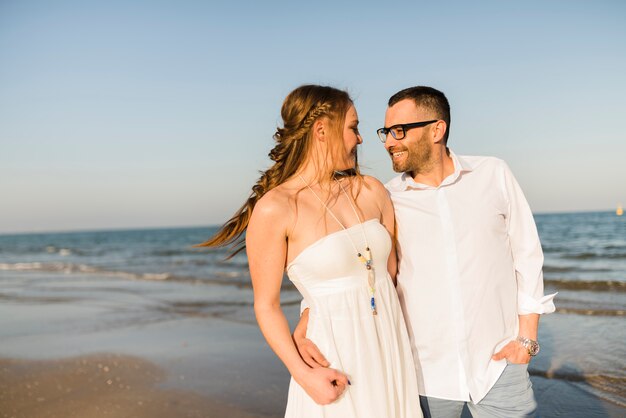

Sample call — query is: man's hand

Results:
[295,336,330,368]
[293,308,330,368]
[492,340,531,364]
[493,313,539,364]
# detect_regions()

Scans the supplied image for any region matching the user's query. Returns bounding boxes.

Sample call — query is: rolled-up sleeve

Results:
[501,162,557,315]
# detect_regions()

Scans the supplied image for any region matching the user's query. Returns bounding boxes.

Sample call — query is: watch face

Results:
[517,337,540,356]
[529,341,540,356]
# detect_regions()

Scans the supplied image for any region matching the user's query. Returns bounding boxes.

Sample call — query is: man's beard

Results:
[391,135,433,175]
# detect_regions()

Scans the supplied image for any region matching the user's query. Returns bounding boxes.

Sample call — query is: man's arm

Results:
[493,161,556,364]
[501,161,556,315]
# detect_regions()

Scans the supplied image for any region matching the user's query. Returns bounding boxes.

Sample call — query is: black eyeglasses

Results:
[376,120,438,142]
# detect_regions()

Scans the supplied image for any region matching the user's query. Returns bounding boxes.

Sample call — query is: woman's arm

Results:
[246,194,348,404]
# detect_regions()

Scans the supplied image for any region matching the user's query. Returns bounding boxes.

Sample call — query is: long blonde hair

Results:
[197,85,357,257]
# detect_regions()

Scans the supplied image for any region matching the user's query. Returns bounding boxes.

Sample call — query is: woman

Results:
[199,85,421,417]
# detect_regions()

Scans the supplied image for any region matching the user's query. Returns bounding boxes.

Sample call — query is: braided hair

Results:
[197,85,355,257]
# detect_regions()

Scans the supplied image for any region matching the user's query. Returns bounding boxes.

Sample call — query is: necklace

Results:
[298,175,378,315]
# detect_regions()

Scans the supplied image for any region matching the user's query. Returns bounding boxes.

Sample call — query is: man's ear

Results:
[313,119,326,142]
[433,120,447,144]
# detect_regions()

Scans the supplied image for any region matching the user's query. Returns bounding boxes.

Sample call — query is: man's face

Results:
[383,99,434,174]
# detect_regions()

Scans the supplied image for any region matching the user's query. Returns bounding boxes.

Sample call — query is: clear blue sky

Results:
[1,0,624,234]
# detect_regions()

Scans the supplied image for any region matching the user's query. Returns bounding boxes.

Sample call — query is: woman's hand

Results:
[292,309,349,404]
[295,366,350,405]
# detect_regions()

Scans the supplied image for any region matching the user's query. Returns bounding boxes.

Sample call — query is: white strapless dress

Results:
[285,219,422,418]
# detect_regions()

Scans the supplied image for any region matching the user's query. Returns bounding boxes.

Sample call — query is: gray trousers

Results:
[420,363,538,418]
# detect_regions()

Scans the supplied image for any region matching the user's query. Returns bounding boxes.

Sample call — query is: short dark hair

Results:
[388,86,451,143]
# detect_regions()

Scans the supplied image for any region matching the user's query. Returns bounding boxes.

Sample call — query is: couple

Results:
[202,85,556,418]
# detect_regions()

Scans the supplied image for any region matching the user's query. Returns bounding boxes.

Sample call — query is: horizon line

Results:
[0,208,620,237]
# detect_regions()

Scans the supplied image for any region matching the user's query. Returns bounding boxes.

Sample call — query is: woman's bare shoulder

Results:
[360,175,388,195]
[253,187,288,216]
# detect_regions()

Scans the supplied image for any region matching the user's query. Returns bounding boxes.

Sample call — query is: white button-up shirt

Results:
[386,151,556,403]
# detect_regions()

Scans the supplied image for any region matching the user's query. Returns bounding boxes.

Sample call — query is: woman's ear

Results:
[312,119,326,142]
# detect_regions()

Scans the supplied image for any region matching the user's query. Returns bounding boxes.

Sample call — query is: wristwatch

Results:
[516,336,540,356]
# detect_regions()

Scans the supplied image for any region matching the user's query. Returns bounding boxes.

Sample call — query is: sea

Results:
[0,211,624,412]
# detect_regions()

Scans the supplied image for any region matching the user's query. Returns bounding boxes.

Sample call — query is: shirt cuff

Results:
[518,291,557,315]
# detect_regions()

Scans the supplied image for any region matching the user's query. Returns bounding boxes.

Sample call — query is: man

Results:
[295,86,556,418]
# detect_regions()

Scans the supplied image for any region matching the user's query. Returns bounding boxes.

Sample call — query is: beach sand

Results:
[0,354,260,418]
[0,270,623,418]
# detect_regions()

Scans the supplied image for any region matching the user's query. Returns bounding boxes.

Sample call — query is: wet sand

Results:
[0,270,293,417]
[0,354,260,418]
[0,270,623,418]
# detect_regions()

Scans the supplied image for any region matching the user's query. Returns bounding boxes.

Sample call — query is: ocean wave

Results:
[41,246,87,256]
[543,265,612,273]
[0,262,173,281]
[0,262,250,286]
[0,246,86,256]
[142,273,171,280]
[0,262,98,273]
[150,249,194,257]
[556,307,625,316]
[530,369,626,407]
[530,368,626,384]
[544,278,626,292]
[543,266,575,273]
[604,244,626,251]
[2,262,621,292]
[561,252,626,260]
[216,259,249,268]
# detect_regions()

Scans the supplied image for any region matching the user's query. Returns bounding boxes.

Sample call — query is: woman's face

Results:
[339,104,362,169]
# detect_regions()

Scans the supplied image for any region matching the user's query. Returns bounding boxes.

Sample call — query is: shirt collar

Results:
[393,150,473,191]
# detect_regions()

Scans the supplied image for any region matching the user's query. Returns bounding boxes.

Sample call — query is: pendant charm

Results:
[358,249,373,270]
[371,296,377,315]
